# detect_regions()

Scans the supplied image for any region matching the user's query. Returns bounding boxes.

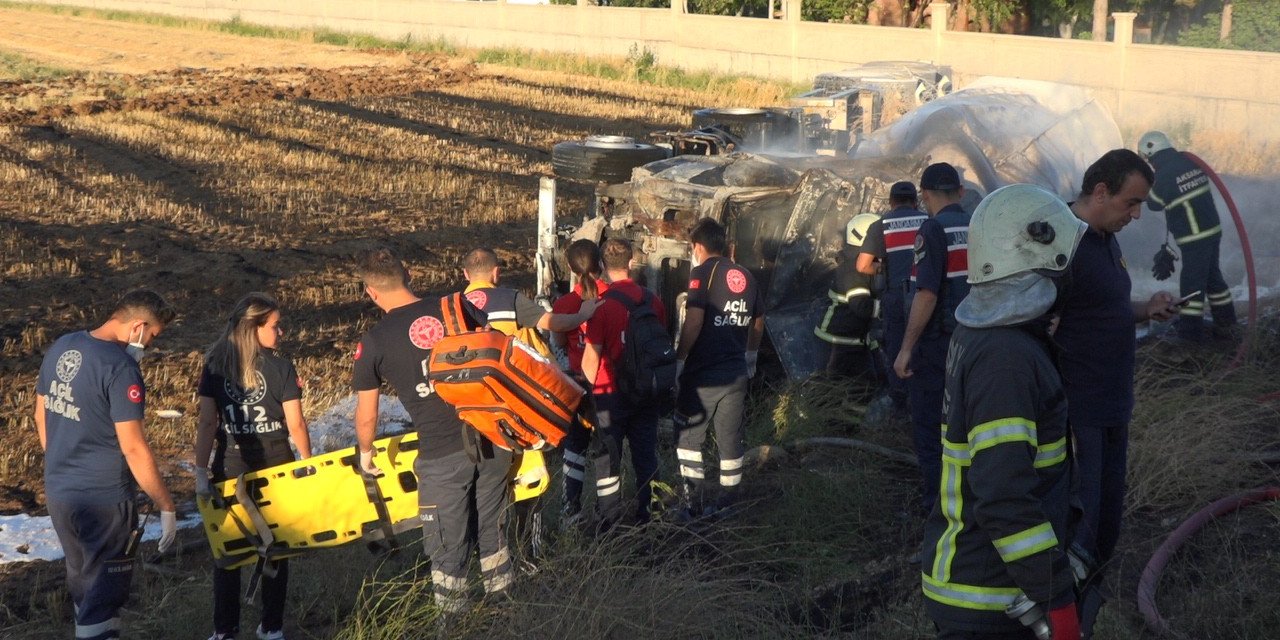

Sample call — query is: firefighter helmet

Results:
[967,184,1086,285]
[1138,130,1173,159]
[846,213,879,248]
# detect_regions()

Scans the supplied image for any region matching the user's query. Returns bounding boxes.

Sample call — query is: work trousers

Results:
[590,392,661,525]
[674,375,749,494]
[508,454,544,560]
[417,445,514,612]
[1072,423,1129,565]
[212,443,295,636]
[881,288,909,409]
[1176,237,1236,340]
[559,403,595,518]
[907,333,948,514]
[48,499,136,640]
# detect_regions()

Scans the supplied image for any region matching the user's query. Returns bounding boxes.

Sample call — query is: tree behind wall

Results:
[1177,0,1280,50]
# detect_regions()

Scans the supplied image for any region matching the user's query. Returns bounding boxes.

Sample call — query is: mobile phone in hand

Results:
[1173,290,1203,308]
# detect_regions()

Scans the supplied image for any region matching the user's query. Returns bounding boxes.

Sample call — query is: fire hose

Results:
[1184,153,1257,370]
[1137,486,1280,637]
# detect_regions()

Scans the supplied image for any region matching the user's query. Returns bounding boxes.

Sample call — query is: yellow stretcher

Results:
[198,432,548,570]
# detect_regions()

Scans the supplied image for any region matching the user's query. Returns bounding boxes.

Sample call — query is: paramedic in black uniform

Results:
[351,248,511,614]
[36,289,178,640]
[674,218,765,516]
[195,292,311,640]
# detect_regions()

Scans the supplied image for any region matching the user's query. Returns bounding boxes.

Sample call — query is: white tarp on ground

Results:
[0,395,412,565]
[850,77,1123,201]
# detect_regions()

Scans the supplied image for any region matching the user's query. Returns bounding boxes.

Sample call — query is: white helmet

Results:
[1138,130,1173,159]
[967,184,1086,285]
[957,184,1087,329]
[846,213,879,248]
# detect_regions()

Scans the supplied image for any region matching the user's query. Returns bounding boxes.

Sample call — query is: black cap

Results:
[920,162,961,191]
[889,181,917,199]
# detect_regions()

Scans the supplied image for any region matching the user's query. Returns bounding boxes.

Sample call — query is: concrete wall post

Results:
[930,1,948,63]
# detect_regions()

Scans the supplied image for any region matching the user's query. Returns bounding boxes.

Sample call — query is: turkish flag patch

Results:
[127,384,143,403]
[354,343,363,360]
[689,279,701,290]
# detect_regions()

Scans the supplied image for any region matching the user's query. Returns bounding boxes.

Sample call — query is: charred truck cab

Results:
[538,67,1124,380]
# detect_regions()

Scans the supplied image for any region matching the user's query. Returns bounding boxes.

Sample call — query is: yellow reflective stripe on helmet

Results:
[1033,437,1066,468]
[921,573,1021,611]
[932,453,965,582]
[969,417,1037,453]
[992,521,1058,563]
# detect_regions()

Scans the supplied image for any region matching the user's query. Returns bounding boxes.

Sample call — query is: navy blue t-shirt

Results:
[685,256,763,384]
[39,331,146,505]
[1055,227,1136,428]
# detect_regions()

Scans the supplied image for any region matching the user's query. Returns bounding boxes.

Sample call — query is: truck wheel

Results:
[552,136,670,184]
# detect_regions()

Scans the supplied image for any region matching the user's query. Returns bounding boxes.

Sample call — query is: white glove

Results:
[359,448,384,477]
[745,350,759,378]
[158,510,177,554]
[194,468,211,498]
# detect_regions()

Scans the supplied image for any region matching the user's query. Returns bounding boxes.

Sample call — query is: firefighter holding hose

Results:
[1139,131,1238,343]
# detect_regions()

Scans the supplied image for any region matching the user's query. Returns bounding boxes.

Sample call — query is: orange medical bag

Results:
[429,294,584,451]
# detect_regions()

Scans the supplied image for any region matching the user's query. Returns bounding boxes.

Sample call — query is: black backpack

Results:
[604,288,677,400]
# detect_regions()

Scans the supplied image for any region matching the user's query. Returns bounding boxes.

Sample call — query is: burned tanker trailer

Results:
[536,72,1122,380]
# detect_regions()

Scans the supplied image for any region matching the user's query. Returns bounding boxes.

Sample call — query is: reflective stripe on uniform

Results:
[431,570,467,592]
[75,617,120,639]
[1209,290,1234,306]
[992,521,1058,563]
[1180,299,1205,317]
[969,417,1037,454]
[597,476,621,496]
[563,450,586,465]
[485,310,517,321]
[828,287,873,304]
[484,571,514,593]
[1175,225,1221,244]
[562,464,584,481]
[720,456,745,487]
[678,448,705,479]
[1033,437,1067,468]
[479,548,510,572]
[932,442,965,582]
[921,573,1021,611]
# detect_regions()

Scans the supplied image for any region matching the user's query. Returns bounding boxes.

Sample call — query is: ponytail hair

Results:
[565,239,603,301]
[205,292,280,391]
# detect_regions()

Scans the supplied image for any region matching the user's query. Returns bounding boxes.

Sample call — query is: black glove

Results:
[1152,244,1178,281]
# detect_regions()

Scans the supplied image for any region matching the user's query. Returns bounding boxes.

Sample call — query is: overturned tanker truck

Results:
[536,69,1123,379]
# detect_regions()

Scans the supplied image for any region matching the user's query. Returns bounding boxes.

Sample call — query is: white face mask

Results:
[126,324,147,362]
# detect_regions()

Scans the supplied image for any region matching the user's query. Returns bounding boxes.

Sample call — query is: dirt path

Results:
[0,8,409,73]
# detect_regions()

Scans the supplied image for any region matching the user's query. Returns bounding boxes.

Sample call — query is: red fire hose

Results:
[1137,486,1280,637]
[1184,153,1257,369]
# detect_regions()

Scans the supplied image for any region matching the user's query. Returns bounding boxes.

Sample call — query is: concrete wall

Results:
[27,0,1280,139]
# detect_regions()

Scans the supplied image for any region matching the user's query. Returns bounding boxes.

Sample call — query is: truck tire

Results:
[552,136,669,184]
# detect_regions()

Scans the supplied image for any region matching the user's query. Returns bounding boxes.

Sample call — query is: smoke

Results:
[1121,174,1280,305]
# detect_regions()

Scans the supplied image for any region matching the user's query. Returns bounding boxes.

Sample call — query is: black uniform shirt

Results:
[685,255,762,384]
[198,350,302,456]
[353,297,487,459]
